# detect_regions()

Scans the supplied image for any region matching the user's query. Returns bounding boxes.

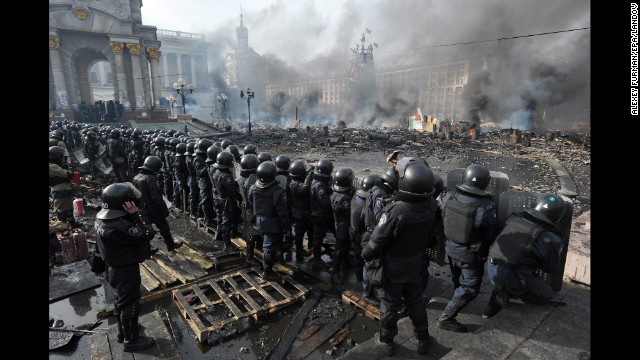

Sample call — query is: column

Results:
[147,47,162,107]
[49,34,69,109]
[126,43,147,109]
[162,53,169,87]
[109,41,130,108]
[190,55,197,87]
[176,53,183,79]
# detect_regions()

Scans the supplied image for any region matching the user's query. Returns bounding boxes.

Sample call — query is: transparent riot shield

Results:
[94,154,113,174]
[497,190,574,291]
[72,148,89,165]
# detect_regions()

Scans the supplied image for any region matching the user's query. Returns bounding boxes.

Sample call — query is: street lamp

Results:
[167,95,176,117]
[173,78,195,115]
[217,93,229,128]
[240,88,254,137]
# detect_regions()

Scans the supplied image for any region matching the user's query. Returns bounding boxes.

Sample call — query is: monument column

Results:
[126,42,147,109]
[162,53,169,87]
[109,41,130,108]
[147,47,162,107]
[49,34,69,110]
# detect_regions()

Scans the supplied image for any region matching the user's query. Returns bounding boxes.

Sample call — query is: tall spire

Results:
[236,9,249,49]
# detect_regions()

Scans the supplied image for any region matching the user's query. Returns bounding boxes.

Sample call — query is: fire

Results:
[469,128,475,136]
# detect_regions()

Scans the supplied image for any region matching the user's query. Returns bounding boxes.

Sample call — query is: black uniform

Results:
[213,168,243,248]
[238,170,260,262]
[108,136,128,182]
[361,193,438,346]
[194,152,216,226]
[330,190,353,276]
[289,173,313,259]
[187,152,200,218]
[173,153,189,212]
[350,191,367,282]
[310,177,333,264]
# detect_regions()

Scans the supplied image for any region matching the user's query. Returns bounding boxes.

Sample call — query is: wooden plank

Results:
[90,333,112,360]
[142,260,178,287]
[232,238,294,275]
[211,251,246,271]
[280,275,309,295]
[191,285,216,309]
[267,280,294,300]
[266,289,322,360]
[330,327,350,347]
[297,323,322,341]
[237,270,277,303]
[152,252,196,284]
[173,291,209,342]
[207,280,244,319]
[225,275,262,314]
[159,249,207,279]
[140,264,162,292]
[342,290,381,321]
[287,308,356,360]
[174,239,215,270]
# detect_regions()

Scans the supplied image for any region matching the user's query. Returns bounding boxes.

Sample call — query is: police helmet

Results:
[243,144,258,155]
[206,145,223,164]
[397,162,434,197]
[258,152,272,163]
[240,154,260,172]
[332,168,354,192]
[289,159,308,178]
[168,138,180,149]
[87,131,97,138]
[175,143,187,156]
[221,139,232,149]
[213,141,222,148]
[51,130,64,141]
[433,174,445,199]
[110,129,121,138]
[314,159,333,178]
[49,146,67,164]
[139,155,162,173]
[524,193,567,227]
[227,144,241,159]
[155,136,166,147]
[167,129,177,136]
[96,182,143,220]
[196,138,213,154]
[357,174,381,198]
[456,164,491,196]
[256,161,277,187]
[215,151,235,169]
[275,155,291,172]
[185,142,196,155]
[132,129,142,137]
[380,167,398,190]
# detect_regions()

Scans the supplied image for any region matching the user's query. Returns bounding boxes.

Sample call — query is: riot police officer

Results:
[330,167,355,285]
[165,138,181,207]
[361,159,437,357]
[194,139,216,228]
[84,130,101,178]
[206,145,223,238]
[132,156,183,252]
[49,146,78,228]
[437,164,499,332]
[108,129,128,182]
[275,155,293,258]
[238,154,261,266]
[173,143,189,213]
[350,174,381,286]
[289,159,313,262]
[248,162,289,281]
[243,144,258,155]
[212,151,243,251]
[309,159,334,269]
[95,183,156,352]
[483,194,567,318]
[153,137,167,198]
[185,141,200,220]
[257,151,272,164]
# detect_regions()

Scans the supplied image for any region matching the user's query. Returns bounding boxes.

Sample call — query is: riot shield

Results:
[497,190,574,291]
[73,148,89,165]
[94,154,113,174]
[425,208,446,266]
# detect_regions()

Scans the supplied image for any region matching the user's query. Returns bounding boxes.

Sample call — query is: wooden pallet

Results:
[210,251,246,271]
[173,268,309,343]
[341,289,381,321]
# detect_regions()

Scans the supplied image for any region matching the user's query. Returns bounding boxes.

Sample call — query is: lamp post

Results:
[167,95,176,117]
[240,88,254,137]
[217,93,228,128]
[173,78,194,115]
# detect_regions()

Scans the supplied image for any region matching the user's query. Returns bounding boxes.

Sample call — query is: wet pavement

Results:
[49,133,590,359]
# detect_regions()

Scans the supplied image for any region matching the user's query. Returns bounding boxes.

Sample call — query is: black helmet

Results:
[357,174,381,198]
[275,155,291,172]
[132,129,142,137]
[175,143,187,156]
[196,138,213,154]
[397,162,434,197]
[139,155,162,172]
[456,164,491,196]
[125,128,133,136]
[221,139,233,149]
[155,136,166,147]
[227,144,241,159]
[244,144,258,155]
[110,129,121,138]
[51,130,64,140]
[186,142,196,155]
[380,167,398,190]
[240,154,260,172]
[289,159,308,178]
[175,131,185,137]
[256,161,277,187]
[258,152,272,163]
[168,138,180,149]
[120,124,128,130]
[96,182,142,220]
[314,159,334,178]
[206,145,223,164]
[167,129,177,136]
[332,168,354,192]
[49,146,66,164]
[525,193,567,227]
[433,174,445,199]
[213,141,222,147]
[87,131,97,138]
[215,151,235,169]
